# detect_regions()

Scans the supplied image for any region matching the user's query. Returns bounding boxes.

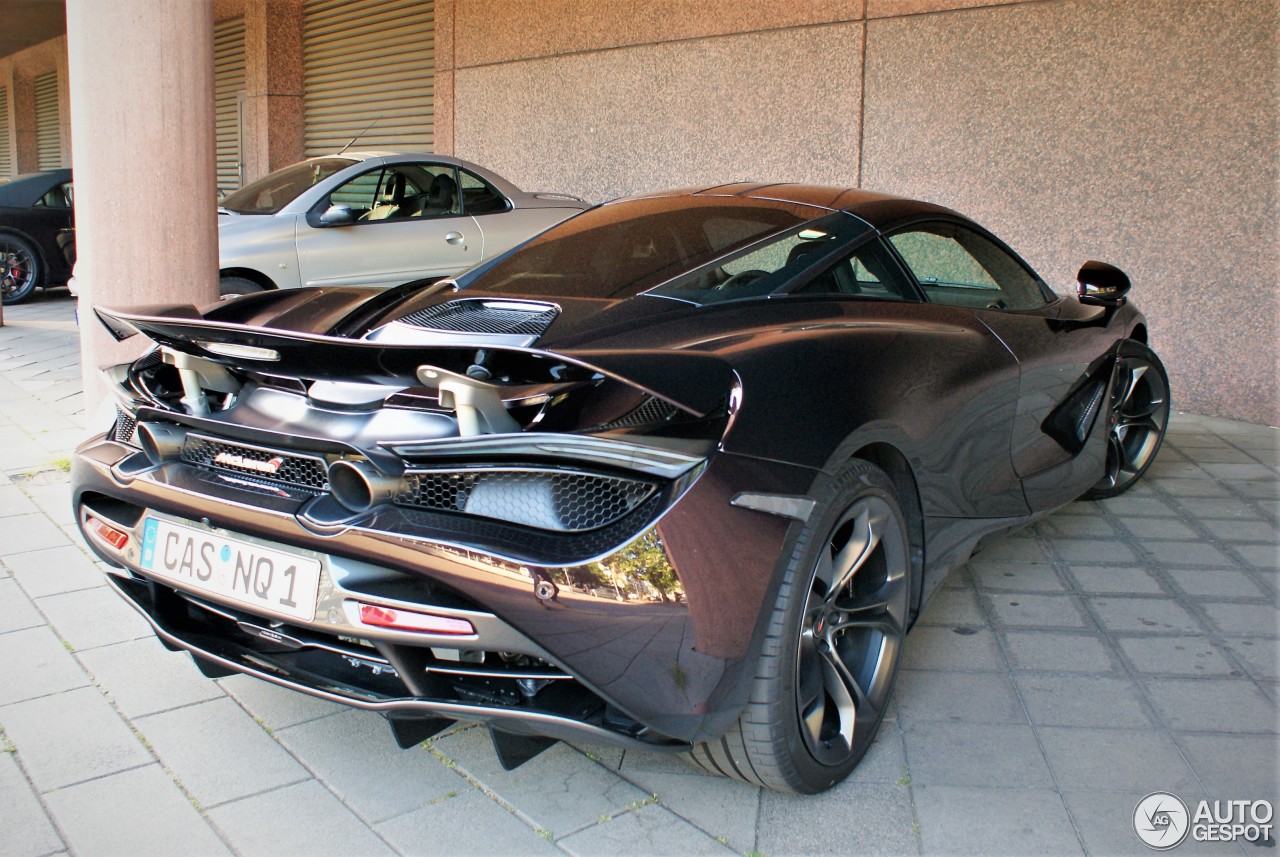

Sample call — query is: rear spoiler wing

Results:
[94,304,733,418]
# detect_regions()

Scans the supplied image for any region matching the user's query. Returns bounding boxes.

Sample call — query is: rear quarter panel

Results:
[625,297,1030,520]
[472,207,583,260]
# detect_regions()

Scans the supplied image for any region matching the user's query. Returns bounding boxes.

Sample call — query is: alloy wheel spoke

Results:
[796,636,826,742]
[829,614,900,637]
[830,576,902,620]
[1102,436,1124,487]
[820,642,877,728]
[1118,414,1160,434]
[1117,362,1147,409]
[827,505,887,600]
[1120,399,1159,420]
[813,548,836,596]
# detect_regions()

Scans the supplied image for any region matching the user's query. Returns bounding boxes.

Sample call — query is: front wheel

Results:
[1,234,42,305]
[1082,340,1170,499]
[691,460,912,793]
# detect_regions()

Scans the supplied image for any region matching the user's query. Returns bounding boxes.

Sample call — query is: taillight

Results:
[354,602,475,635]
[87,516,129,550]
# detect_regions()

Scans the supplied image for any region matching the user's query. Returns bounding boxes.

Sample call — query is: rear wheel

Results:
[219,275,266,297]
[1,234,42,305]
[691,460,911,793]
[1082,340,1170,499]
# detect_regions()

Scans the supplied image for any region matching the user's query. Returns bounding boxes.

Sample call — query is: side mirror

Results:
[1076,260,1130,307]
[318,203,355,226]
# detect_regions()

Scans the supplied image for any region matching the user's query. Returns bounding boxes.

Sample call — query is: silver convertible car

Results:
[216,153,587,295]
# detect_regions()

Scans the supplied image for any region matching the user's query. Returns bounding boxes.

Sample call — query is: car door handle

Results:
[445,231,465,245]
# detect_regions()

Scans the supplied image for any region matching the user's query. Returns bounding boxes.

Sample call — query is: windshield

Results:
[219,157,357,214]
[458,196,814,300]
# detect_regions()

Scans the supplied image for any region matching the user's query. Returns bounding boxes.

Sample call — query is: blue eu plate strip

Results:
[140,518,159,570]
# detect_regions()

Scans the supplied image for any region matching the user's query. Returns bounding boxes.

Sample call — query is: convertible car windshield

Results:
[459,196,827,301]
[220,157,356,215]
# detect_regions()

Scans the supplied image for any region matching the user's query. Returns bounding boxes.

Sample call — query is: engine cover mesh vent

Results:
[398,300,558,336]
[590,396,682,432]
[395,469,655,532]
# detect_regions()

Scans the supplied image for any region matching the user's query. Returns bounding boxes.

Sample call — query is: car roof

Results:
[622,182,963,233]
[295,152,526,199]
[0,168,73,208]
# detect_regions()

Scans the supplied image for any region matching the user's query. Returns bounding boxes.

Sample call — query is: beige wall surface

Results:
[454,22,865,202]
[861,0,1278,426]
[445,0,1279,425]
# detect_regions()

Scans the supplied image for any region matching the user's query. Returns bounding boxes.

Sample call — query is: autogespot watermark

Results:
[1133,792,1274,850]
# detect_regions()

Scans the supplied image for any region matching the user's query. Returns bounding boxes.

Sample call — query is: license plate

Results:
[139,518,322,622]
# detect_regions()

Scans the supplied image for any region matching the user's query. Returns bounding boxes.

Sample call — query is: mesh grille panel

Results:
[135,350,164,370]
[181,435,329,491]
[114,409,138,444]
[398,301,558,336]
[396,469,654,532]
[592,397,681,432]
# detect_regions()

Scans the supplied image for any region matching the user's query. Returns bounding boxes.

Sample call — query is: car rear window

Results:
[459,197,813,300]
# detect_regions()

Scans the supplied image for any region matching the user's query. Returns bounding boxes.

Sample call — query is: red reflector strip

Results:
[356,603,475,635]
[87,516,129,550]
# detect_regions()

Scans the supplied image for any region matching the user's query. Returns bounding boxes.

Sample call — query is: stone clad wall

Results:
[440,0,1279,426]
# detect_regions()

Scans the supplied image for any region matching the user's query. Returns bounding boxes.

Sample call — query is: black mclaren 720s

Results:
[73,183,1169,794]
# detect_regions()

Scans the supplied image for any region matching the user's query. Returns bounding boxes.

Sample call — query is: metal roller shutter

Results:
[215,16,246,195]
[302,0,435,157]
[0,87,11,178]
[34,72,60,169]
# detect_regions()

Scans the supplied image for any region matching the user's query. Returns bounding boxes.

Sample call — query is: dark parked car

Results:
[72,184,1168,793]
[0,169,74,304]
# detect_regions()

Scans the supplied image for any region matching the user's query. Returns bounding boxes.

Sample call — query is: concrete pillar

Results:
[11,68,37,172]
[54,39,71,167]
[433,0,455,155]
[0,64,15,174]
[242,0,304,181]
[66,0,221,417]
[0,68,9,327]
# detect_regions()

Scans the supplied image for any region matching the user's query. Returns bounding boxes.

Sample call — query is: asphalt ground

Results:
[1,289,1276,857]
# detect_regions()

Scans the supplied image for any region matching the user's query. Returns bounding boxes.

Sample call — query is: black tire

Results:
[1082,340,1170,500]
[219,275,266,297]
[1,234,42,305]
[691,460,912,793]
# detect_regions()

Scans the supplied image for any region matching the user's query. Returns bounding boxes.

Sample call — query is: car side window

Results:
[34,182,73,209]
[395,164,461,220]
[645,213,873,305]
[327,165,465,223]
[459,169,510,215]
[888,222,1047,310]
[791,239,913,300]
[327,169,382,219]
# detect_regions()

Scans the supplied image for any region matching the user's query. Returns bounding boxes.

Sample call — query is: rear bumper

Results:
[73,434,815,745]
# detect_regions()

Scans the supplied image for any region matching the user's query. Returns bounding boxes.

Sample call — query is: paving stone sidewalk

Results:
[1,290,1276,857]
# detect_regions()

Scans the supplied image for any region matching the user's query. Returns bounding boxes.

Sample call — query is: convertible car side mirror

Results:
[318,203,355,226]
[1076,260,1130,306]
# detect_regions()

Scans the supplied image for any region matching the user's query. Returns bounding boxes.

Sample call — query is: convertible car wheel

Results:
[693,461,910,793]
[218,275,266,297]
[1083,341,1170,499]
[1,234,41,305]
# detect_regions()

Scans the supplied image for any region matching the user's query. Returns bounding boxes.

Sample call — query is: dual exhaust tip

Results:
[327,460,399,513]
[135,422,395,514]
